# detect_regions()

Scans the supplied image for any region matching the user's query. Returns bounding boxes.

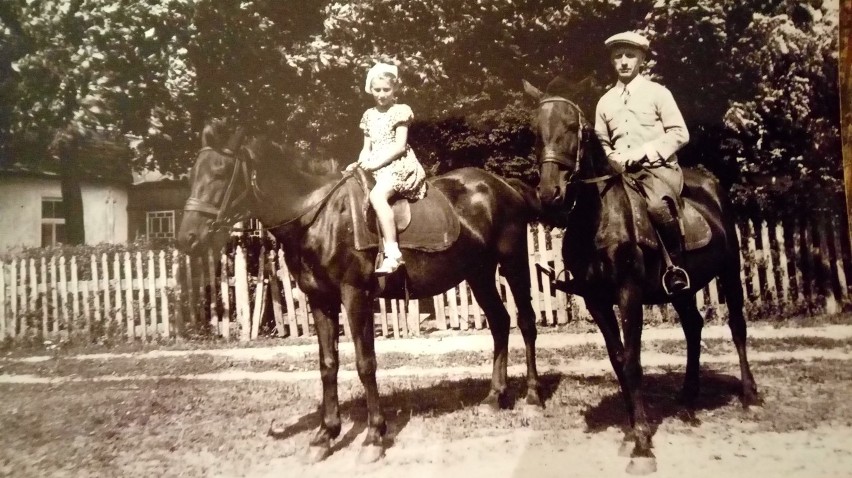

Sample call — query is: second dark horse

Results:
[525,78,760,474]
[177,122,543,464]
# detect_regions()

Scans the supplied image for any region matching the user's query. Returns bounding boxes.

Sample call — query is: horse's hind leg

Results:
[500,252,542,409]
[304,300,343,463]
[671,295,704,418]
[467,265,510,412]
[720,264,760,406]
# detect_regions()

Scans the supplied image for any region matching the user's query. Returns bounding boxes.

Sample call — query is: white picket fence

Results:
[1,215,850,343]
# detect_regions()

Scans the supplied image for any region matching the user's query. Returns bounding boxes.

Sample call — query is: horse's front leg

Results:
[305,300,342,463]
[342,284,387,463]
[618,281,656,475]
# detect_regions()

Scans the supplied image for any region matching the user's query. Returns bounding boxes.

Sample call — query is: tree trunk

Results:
[843,1,852,241]
[55,130,86,245]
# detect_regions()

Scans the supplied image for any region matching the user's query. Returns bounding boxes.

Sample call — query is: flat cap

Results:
[604,32,650,51]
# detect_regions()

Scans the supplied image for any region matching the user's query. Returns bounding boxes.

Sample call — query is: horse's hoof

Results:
[520,402,544,419]
[742,389,763,409]
[357,444,384,464]
[626,456,657,475]
[618,439,633,457]
[677,408,700,426]
[477,393,503,414]
[303,445,332,464]
[524,392,544,409]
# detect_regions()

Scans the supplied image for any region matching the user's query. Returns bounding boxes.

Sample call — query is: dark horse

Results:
[176,121,543,463]
[524,78,760,474]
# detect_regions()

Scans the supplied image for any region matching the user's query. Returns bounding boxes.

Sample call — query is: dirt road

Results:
[2,323,852,477]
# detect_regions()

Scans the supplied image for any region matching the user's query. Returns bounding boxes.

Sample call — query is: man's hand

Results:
[621,148,648,173]
[624,158,646,173]
[344,162,359,173]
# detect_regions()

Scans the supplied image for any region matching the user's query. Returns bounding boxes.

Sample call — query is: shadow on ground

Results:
[267,373,564,451]
[266,367,744,456]
[582,369,744,433]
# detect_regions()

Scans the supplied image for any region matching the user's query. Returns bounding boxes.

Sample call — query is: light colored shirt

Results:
[594,75,689,165]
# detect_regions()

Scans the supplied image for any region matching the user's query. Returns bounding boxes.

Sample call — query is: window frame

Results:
[145,210,177,239]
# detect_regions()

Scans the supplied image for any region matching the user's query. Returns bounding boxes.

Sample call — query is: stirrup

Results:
[375,255,403,276]
[662,265,690,295]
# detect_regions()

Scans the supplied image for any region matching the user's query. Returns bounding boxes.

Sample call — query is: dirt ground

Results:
[2,321,852,478]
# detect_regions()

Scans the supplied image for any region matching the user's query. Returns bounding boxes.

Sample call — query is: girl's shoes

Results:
[375,253,403,275]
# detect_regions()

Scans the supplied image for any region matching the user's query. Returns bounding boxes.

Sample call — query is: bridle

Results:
[182,144,351,235]
[537,96,584,180]
[536,96,622,214]
[183,146,253,234]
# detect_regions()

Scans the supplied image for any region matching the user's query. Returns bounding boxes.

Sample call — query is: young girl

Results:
[347,62,426,275]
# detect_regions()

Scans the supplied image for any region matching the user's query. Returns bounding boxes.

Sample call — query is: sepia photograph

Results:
[1,1,851,477]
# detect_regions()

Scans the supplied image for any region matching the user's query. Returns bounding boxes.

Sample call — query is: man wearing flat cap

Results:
[594,31,691,294]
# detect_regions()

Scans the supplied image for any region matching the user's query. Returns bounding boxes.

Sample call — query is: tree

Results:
[642,0,842,216]
[2,0,843,223]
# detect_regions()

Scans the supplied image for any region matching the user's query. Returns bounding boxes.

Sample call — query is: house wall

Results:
[0,176,128,252]
[128,181,189,239]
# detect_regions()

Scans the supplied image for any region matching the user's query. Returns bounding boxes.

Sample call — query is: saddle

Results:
[595,176,712,252]
[347,169,460,252]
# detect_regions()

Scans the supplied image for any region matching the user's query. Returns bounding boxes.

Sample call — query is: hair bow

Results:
[364,63,399,93]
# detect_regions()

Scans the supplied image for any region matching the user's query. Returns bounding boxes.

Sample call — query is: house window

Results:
[146,210,176,239]
[246,218,263,238]
[41,198,66,247]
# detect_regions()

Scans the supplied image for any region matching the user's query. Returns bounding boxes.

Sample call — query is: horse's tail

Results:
[504,177,542,220]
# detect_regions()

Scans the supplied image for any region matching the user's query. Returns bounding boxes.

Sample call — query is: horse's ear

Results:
[522,79,542,100]
[226,126,245,152]
[201,124,216,148]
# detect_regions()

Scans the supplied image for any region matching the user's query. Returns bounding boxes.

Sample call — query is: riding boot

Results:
[658,219,690,294]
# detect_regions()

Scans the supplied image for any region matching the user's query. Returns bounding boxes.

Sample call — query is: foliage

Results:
[0,0,843,216]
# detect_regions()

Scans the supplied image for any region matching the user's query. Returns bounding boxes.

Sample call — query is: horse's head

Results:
[177,119,251,255]
[523,77,589,208]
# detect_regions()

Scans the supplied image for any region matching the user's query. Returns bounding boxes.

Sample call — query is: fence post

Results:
[50,256,59,337]
[791,217,806,304]
[250,246,267,340]
[10,259,17,339]
[433,295,446,331]
[28,259,38,338]
[113,253,123,338]
[147,251,157,337]
[159,251,169,337]
[101,253,111,330]
[536,226,554,326]
[447,286,459,330]
[233,246,251,342]
[18,258,27,336]
[278,250,298,337]
[458,281,470,332]
[207,249,219,335]
[134,251,148,343]
[59,256,69,337]
[0,261,6,339]
[172,250,183,338]
[817,215,839,314]
[267,250,284,338]
[759,220,777,306]
[91,254,101,333]
[124,252,135,341]
[774,223,791,304]
[832,214,850,300]
[551,231,569,325]
[470,284,483,330]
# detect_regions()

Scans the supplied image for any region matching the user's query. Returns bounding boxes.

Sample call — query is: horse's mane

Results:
[246,136,340,178]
